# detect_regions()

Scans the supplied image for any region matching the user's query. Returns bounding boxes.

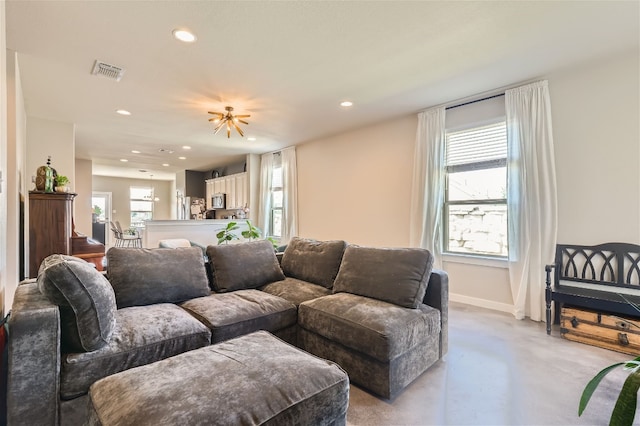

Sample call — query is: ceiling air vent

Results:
[91,60,125,82]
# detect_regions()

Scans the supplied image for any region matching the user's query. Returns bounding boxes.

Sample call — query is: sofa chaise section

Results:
[298,245,447,399]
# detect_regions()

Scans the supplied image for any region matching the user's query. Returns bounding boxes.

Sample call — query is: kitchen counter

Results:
[142,219,250,249]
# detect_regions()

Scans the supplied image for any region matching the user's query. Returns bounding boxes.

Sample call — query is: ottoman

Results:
[87,331,350,426]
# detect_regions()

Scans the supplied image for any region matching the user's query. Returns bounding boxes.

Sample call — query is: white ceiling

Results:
[6,1,639,181]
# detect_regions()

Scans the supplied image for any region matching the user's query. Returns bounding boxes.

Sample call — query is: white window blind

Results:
[446,122,507,167]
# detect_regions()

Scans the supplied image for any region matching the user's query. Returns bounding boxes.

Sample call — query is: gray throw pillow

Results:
[107,247,210,308]
[281,237,347,288]
[37,254,116,352]
[206,240,285,292]
[332,245,434,309]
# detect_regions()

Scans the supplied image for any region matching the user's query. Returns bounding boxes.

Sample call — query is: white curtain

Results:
[257,152,274,236]
[410,107,446,268]
[506,80,558,321]
[280,146,298,244]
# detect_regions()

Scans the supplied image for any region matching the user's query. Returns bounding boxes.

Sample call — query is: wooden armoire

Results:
[28,191,76,278]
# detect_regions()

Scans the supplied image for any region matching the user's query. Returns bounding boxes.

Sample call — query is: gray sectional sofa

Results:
[7,237,448,425]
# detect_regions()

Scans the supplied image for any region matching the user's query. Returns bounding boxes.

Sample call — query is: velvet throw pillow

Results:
[37,254,116,352]
[206,240,285,292]
[332,245,434,309]
[107,247,210,308]
[281,237,347,288]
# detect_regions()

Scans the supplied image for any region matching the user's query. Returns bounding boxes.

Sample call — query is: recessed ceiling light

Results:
[172,29,197,43]
[116,109,131,116]
[340,101,353,107]
[178,156,186,160]
[120,159,128,162]
[182,145,191,150]
[131,150,141,154]
[247,137,256,141]
[162,163,170,167]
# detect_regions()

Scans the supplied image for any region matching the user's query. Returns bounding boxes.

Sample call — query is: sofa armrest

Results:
[8,283,61,426]
[423,269,448,358]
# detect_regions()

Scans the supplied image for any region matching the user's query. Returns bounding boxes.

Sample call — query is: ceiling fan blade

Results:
[208,111,224,117]
[235,114,250,118]
[233,122,245,137]
[237,119,249,125]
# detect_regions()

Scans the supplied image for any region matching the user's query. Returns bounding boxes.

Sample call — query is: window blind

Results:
[446,122,507,166]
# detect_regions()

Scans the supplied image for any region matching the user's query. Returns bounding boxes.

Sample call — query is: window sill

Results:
[442,253,508,269]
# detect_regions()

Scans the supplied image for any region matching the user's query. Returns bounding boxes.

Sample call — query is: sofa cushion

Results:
[180,290,297,343]
[107,247,210,308]
[281,237,347,288]
[260,277,332,307]
[332,245,434,308]
[60,303,211,399]
[298,293,441,363]
[37,254,116,352]
[205,240,285,293]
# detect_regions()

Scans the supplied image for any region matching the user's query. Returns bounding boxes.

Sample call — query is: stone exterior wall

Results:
[448,205,507,256]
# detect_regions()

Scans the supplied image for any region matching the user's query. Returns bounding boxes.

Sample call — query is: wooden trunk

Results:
[561,306,640,356]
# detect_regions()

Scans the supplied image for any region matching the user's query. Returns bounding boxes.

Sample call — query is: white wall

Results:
[550,48,640,245]
[297,115,417,246]
[5,49,27,312]
[92,175,174,231]
[26,117,75,192]
[296,48,640,313]
[0,2,7,316]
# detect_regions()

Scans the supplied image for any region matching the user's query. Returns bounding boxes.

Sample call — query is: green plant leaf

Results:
[580,362,626,416]
[610,371,640,426]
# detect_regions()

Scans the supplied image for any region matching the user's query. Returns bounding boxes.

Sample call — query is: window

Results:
[270,162,283,238]
[130,186,154,228]
[444,121,508,257]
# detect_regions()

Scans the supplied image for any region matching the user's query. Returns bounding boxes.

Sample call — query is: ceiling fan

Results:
[207,106,250,138]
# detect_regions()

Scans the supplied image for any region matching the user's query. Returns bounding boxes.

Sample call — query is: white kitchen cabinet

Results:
[205,172,248,210]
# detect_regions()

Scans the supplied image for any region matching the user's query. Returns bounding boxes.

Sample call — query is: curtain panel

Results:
[280,146,298,244]
[257,152,274,236]
[506,80,558,321]
[410,107,446,267]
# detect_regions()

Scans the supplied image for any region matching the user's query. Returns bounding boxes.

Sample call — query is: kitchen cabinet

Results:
[205,172,248,210]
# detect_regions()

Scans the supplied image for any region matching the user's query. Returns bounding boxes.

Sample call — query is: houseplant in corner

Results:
[579,297,640,426]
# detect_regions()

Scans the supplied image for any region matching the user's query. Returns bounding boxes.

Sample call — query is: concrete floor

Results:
[346,302,635,425]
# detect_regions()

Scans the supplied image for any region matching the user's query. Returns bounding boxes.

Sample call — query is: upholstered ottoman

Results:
[87,331,350,426]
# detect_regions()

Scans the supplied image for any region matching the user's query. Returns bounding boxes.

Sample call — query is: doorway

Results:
[91,192,112,247]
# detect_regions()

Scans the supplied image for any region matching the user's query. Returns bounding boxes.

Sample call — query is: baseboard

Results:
[450,293,514,314]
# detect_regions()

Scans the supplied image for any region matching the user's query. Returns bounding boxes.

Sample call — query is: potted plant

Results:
[240,220,279,249]
[54,175,70,192]
[580,296,640,426]
[92,205,103,222]
[217,221,240,245]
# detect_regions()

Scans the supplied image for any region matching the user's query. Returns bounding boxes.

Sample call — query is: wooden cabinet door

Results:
[29,192,76,277]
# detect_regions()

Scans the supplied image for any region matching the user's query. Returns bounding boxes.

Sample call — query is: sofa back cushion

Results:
[332,245,434,308]
[38,254,116,352]
[107,247,210,308]
[206,240,285,292]
[281,237,347,288]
